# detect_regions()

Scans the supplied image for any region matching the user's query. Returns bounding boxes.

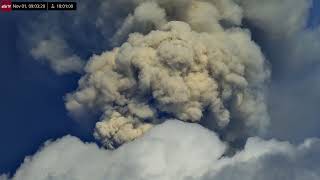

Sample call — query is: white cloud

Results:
[8,121,320,180]
[11,121,226,180]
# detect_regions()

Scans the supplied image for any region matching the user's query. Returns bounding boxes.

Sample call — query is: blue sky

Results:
[0,13,93,174]
[0,1,319,175]
[309,0,320,27]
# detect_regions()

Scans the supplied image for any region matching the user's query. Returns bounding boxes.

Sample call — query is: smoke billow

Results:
[65,0,270,149]
[5,0,320,179]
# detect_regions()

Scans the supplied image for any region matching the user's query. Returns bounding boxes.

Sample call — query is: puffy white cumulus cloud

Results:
[7,121,320,180]
[66,20,269,148]
[10,121,226,180]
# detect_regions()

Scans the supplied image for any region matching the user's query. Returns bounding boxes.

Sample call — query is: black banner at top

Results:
[1,1,77,11]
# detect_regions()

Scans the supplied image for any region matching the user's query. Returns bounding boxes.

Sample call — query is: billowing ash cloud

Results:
[8,0,320,179]
[5,121,320,180]
[65,0,270,149]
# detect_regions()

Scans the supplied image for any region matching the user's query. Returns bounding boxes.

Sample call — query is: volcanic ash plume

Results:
[65,1,270,149]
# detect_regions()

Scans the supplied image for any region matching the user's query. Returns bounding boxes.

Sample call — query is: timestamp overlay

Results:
[1,1,77,11]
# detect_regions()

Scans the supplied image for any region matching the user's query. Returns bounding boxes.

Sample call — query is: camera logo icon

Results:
[0,0,12,12]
